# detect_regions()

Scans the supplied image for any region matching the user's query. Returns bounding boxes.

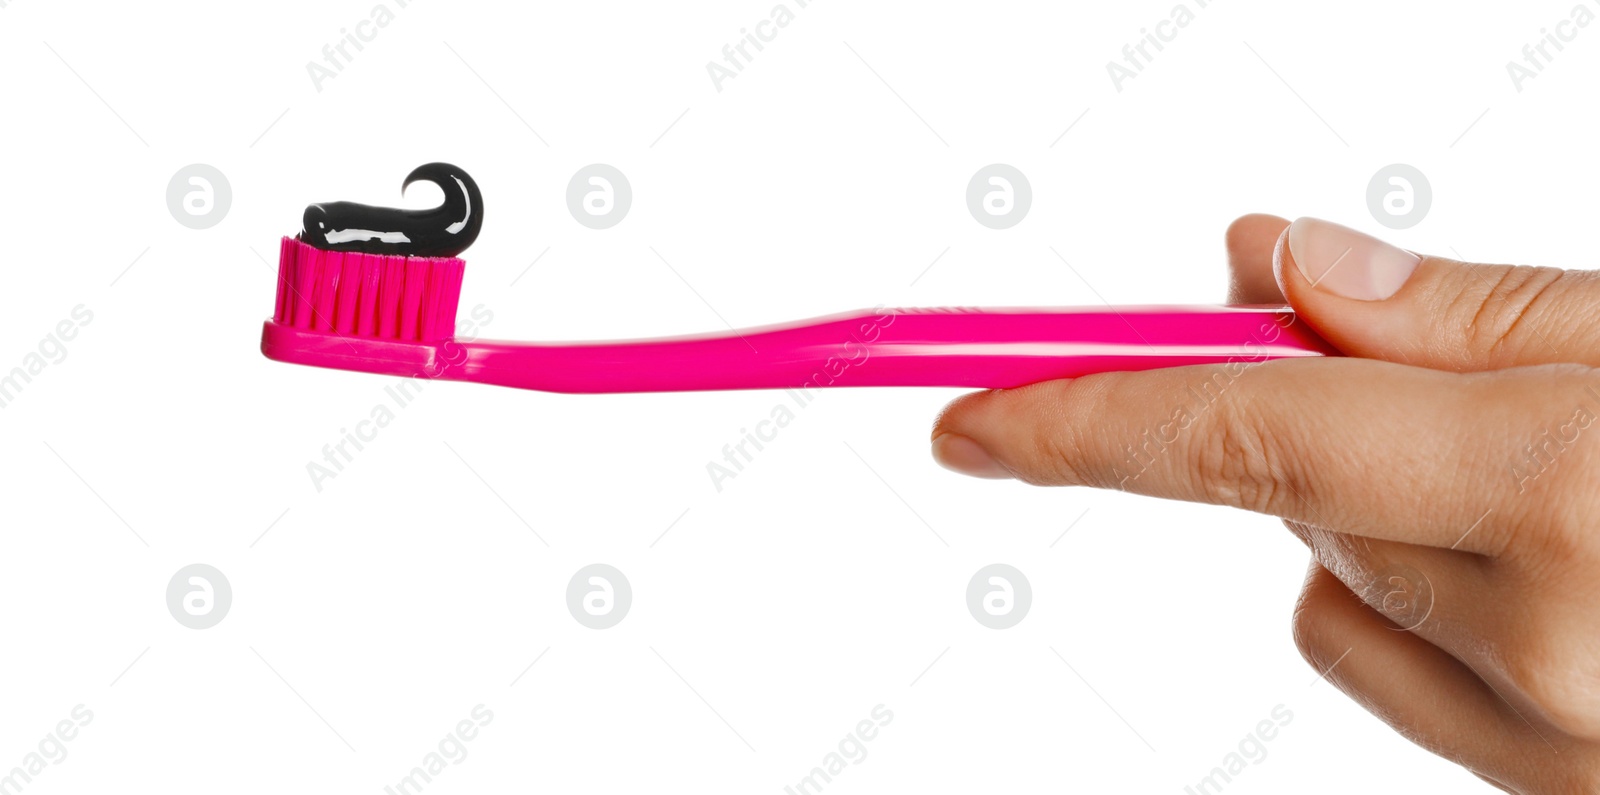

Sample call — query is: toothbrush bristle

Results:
[273,236,464,342]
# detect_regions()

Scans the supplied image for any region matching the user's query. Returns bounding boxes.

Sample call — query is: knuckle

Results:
[1499,367,1600,558]
[1289,605,1321,668]
[1290,578,1340,674]
[1191,391,1290,514]
[1454,264,1568,364]
[1032,426,1090,487]
[1005,380,1097,487]
[1027,378,1112,488]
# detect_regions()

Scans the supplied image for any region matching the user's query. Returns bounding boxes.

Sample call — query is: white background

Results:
[1,0,1593,792]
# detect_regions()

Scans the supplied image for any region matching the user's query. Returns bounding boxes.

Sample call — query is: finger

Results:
[1288,520,1498,665]
[1294,520,1600,744]
[931,358,1596,552]
[1225,214,1290,304]
[1293,560,1572,789]
[1276,217,1600,369]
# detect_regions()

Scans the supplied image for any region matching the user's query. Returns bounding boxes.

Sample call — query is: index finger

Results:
[931,357,1588,553]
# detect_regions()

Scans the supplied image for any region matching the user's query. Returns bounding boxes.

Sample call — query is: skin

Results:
[931,214,1600,792]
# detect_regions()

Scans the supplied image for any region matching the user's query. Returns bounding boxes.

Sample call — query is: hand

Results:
[931,215,1600,792]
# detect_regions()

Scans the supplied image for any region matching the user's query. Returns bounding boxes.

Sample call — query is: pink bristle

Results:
[420,259,451,340]
[275,237,293,324]
[334,254,362,334]
[357,255,383,338]
[438,260,465,339]
[273,237,465,342]
[399,259,426,340]
[378,255,405,339]
[312,251,341,332]
[291,244,316,329]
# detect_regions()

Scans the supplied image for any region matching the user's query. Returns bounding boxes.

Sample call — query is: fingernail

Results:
[1288,217,1420,301]
[931,434,1013,479]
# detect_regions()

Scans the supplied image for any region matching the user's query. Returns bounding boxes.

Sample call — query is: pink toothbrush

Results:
[262,164,1335,393]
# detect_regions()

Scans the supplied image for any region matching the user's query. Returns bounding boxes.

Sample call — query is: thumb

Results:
[1275,217,1600,370]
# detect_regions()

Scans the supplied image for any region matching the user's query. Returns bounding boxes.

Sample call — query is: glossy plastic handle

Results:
[262,305,1336,394]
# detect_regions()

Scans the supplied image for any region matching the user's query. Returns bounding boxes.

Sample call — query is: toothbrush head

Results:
[275,163,478,343]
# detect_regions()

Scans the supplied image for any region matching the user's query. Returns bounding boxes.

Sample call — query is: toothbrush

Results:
[262,164,1336,393]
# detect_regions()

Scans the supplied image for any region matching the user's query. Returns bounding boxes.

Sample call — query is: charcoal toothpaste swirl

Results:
[300,162,483,257]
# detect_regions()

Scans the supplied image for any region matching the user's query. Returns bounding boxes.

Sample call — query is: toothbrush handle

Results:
[452,306,1336,394]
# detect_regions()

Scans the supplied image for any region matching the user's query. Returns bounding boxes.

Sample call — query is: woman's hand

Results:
[931,215,1600,792]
